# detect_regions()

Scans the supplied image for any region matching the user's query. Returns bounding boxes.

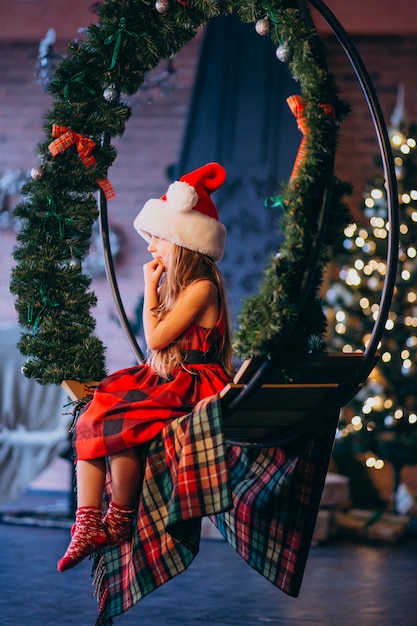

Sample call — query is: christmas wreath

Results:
[10,0,351,385]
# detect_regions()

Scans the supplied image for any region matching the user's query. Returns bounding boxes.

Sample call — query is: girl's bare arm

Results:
[143,274,218,350]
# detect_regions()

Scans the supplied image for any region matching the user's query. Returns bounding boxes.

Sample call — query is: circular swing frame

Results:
[10,0,398,447]
[97,0,399,446]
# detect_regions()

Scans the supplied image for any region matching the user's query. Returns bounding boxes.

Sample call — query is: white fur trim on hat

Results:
[133,163,227,262]
[133,197,226,261]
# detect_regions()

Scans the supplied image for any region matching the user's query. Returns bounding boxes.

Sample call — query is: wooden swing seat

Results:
[62,352,377,446]
[220,352,376,444]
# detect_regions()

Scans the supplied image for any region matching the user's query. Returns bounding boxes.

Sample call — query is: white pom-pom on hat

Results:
[166,181,199,213]
[133,162,227,261]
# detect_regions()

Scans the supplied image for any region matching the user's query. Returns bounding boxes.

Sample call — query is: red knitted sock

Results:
[57,507,111,573]
[103,501,135,545]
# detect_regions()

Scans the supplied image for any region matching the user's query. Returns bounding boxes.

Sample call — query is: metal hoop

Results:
[225,0,400,445]
[307,0,399,401]
[98,1,399,437]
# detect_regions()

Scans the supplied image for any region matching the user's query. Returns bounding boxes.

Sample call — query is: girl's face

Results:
[148,235,172,268]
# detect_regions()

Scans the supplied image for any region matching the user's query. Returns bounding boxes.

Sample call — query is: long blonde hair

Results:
[147,243,234,379]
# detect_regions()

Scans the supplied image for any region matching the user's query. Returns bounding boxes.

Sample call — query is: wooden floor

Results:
[1,488,417,626]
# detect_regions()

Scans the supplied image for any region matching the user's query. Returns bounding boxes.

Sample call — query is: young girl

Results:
[58,162,234,572]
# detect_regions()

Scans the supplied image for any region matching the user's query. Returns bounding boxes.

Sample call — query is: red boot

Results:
[57,507,111,572]
[103,501,135,545]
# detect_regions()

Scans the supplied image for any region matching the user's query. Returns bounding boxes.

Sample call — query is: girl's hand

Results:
[143,258,165,289]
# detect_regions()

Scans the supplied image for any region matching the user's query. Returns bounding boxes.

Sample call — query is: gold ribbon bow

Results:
[287,95,335,181]
[48,124,115,200]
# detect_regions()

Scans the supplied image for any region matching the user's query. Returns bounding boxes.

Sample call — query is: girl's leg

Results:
[102,448,142,544]
[109,448,142,507]
[76,458,106,507]
[57,458,109,573]
[58,451,142,572]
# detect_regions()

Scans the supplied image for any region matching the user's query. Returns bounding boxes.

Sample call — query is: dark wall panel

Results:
[176,15,301,322]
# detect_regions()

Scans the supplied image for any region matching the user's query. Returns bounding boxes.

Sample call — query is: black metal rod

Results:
[227,169,335,416]
[309,0,399,388]
[97,1,399,445]
[225,0,399,445]
[98,186,146,364]
[269,0,401,442]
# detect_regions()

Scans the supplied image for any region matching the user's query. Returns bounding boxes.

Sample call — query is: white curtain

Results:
[0,326,69,506]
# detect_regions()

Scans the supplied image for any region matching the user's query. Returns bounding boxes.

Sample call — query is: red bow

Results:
[48,124,115,200]
[287,95,335,181]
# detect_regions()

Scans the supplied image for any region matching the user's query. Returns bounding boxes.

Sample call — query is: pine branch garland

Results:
[10,0,352,384]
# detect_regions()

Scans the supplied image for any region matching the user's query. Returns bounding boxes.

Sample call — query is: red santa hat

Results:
[133,162,227,262]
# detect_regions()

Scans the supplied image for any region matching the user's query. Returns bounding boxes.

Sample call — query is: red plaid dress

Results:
[74,318,230,460]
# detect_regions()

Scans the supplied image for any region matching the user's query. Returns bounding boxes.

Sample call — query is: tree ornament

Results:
[103,84,119,102]
[155,0,170,14]
[276,42,292,63]
[255,18,270,36]
[30,164,45,181]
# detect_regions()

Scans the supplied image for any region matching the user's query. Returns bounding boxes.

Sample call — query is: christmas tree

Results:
[325,86,417,508]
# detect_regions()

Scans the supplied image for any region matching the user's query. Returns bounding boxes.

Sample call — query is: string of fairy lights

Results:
[326,100,417,472]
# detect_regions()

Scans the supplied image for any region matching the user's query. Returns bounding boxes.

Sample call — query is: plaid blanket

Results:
[93,396,338,625]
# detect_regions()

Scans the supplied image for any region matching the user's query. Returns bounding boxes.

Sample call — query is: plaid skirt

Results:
[74,362,230,460]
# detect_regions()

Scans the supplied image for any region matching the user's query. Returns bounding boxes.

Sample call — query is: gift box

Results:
[312,509,334,545]
[335,508,409,543]
[320,472,351,509]
[396,483,417,517]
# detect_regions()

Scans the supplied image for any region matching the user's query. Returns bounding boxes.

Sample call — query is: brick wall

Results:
[5,0,417,40]
[325,34,417,220]
[0,33,203,372]
[2,30,417,372]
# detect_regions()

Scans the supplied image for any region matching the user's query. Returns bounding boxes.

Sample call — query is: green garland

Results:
[10,0,351,385]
